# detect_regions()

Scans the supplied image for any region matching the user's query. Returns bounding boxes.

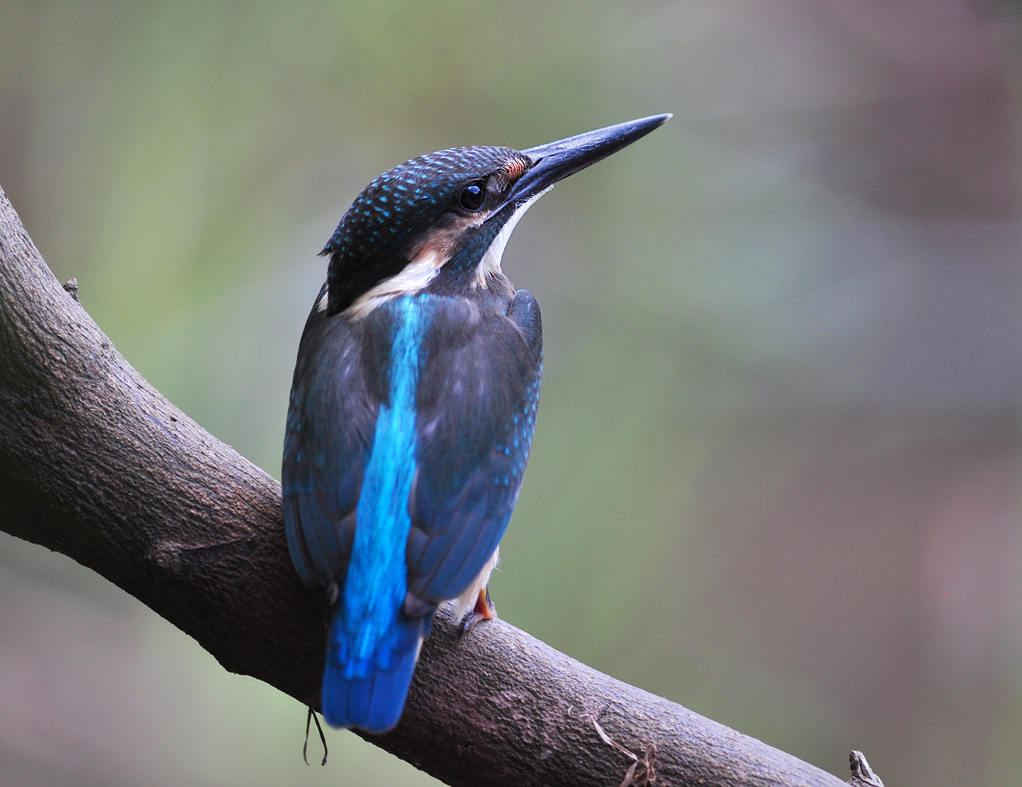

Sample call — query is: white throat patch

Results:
[474,191,547,287]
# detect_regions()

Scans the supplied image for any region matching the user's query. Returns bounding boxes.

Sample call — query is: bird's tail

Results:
[321,609,431,733]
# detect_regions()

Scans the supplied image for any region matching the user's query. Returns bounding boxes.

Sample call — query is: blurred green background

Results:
[2,2,1021,785]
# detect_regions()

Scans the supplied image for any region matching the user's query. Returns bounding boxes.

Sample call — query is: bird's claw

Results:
[461,587,496,634]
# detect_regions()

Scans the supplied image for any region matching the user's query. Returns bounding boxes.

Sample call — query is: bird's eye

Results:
[458,182,486,212]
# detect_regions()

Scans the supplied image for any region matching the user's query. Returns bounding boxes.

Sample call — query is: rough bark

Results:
[0,184,866,787]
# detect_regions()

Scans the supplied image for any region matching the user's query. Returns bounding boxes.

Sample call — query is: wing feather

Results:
[282,293,381,590]
[407,290,542,605]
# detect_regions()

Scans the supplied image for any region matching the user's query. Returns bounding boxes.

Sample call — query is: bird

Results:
[282,114,670,733]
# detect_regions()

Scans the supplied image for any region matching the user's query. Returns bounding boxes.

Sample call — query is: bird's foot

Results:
[461,587,496,634]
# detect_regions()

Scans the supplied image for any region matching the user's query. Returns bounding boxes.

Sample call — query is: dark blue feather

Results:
[406,290,542,603]
[283,285,378,590]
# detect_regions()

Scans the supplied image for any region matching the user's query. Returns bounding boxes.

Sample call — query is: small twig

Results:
[303,707,328,766]
[589,715,656,786]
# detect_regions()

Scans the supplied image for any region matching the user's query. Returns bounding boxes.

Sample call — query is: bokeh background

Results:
[2,2,1021,785]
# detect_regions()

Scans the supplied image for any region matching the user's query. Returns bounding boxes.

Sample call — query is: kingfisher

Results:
[283,114,670,733]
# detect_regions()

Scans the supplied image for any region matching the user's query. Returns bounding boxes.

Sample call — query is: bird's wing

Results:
[406,290,543,605]
[282,290,380,590]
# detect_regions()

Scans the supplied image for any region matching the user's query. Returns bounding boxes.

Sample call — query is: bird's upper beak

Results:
[493,114,671,216]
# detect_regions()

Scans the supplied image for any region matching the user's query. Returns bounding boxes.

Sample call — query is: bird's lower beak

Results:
[494,114,671,214]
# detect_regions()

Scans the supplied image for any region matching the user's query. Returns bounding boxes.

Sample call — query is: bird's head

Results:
[321,114,671,317]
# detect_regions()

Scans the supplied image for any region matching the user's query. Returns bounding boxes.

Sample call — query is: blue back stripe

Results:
[341,297,428,676]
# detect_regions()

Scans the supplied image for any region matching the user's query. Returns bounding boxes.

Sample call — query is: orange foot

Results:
[461,587,496,634]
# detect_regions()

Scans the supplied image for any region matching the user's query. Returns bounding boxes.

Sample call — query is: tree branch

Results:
[0,184,865,787]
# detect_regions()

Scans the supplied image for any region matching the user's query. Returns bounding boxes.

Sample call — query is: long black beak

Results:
[493,114,671,215]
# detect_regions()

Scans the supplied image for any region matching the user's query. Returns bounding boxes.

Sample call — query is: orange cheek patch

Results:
[408,214,484,267]
[501,156,530,182]
[409,230,456,268]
